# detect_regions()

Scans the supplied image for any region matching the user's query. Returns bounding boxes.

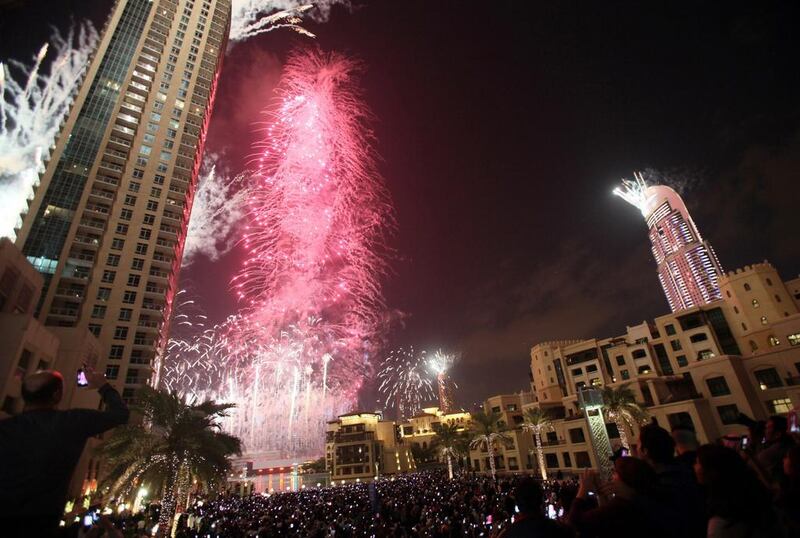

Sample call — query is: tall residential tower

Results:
[14,0,231,400]
[615,172,723,312]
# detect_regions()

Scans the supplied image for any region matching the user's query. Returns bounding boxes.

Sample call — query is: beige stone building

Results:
[516,261,800,476]
[325,412,416,483]
[398,406,471,454]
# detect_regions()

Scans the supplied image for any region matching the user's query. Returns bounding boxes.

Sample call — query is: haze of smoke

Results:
[0,22,98,239]
[182,154,249,265]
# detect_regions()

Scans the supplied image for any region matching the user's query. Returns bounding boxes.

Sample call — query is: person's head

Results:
[639,424,675,465]
[671,426,699,454]
[765,415,788,442]
[695,444,770,520]
[511,478,543,515]
[784,445,800,481]
[21,370,63,409]
[613,456,657,493]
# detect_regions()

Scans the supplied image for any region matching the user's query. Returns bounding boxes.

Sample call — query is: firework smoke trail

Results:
[0,22,98,239]
[428,349,459,413]
[378,347,436,420]
[182,155,250,265]
[230,0,351,42]
[163,49,393,456]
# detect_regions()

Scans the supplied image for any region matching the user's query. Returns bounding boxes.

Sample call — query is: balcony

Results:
[144,285,167,297]
[333,431,375,443]
[48,307,79,318]
[74,235,100,248]
[95,175,120,188]
[137,319,161,331]
[54,287,84,300]
[88,189,114,203]
[78,219,105,232]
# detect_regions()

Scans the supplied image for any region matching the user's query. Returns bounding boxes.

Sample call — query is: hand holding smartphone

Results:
[76,368,89,387]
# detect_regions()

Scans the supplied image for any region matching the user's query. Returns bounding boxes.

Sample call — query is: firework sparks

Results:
[230,0,350,42]
[0,22,98,239]
[428,349,459,414]
[162,48,393,457]
[378,347,435,420]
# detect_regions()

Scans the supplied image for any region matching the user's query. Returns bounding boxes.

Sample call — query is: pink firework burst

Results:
[216,48,393,456]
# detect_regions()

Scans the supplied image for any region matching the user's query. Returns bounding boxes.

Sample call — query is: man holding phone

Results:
[0,367,129,537]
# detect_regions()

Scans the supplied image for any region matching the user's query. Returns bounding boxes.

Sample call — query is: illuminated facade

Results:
[14,0,231,401]
[615,173,723,312]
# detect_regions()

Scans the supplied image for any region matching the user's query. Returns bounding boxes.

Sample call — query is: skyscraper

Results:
[14,0,231,400]
[614,172,723,312]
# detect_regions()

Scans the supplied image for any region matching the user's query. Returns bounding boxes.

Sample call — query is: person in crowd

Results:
[695,444,786,538]
[756,415,796,484]
[567,457,668,538]
[497,477,573,537]
[639,423,706,538]
[0,367,130,537]
[776,445,800,534]
[671,425,699,469]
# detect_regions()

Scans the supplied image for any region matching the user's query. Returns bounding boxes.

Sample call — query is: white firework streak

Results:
[0,22,98,240]
[230,0,351,42]
[182,155,249,265]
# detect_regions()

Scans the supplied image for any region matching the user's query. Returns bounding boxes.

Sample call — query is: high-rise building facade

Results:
[14,0,231,400]
[615,172,724,312]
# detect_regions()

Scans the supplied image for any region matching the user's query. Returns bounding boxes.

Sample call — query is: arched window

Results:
[749,340,758,351]
[775,294,782,303]
[726,290,731,298]
[734,306,740,314]
[741,322,748,330]
[744,283,751,291]
[761,316,768,325]
[766,278,773,286]
[752,299,760,308]
[768,336,780,347]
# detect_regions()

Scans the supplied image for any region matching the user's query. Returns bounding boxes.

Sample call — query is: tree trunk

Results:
[487,439,497,481]
[158,460,179,536]
[535,432,548,481]
[615,416,630,450]
[446,451,453,480]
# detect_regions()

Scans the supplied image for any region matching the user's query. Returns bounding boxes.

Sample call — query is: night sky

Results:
[3,0,800,410]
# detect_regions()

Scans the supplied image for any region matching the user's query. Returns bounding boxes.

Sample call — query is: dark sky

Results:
[4,1,800,410]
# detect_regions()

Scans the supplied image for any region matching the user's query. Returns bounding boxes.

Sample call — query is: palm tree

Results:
[469,410,512,481]
[431,422,464,479]
[600,383,648,449]
[98,387,242,535]
[521,407,554,480]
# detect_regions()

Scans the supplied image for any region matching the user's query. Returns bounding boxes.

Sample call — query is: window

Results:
[571,368,583,376]
[788,333,800,347]
[667,412,695,431]
[131,258,145,271]
[128,182,140,193]
[123,291,137,304]
[706,376,731,397]
[151,186,162,198]
[665,324,676,336]
[106,254,120,267]
[717,404,739,425]
[767,398,792,414]
[761,316,768,325]
[146,200,159,211]
[744,283,751,291]
[506,404,517,411]
[91,305,106,319]
[116,223,129,235]
[754,368,782,390]
[574,451,592,468]
[135,243,148,255]
[143,214,156,225]
[568,428,586,443]
[120,209,133,221]
[752,298,760,308]
[97,288,111,301]
[768,335,780,347]
[606,422,620,438]
[698,350,715,361]
[615,355,625,366]
[119,308,132,321]
[676,355,688,367]
[586,364,598,373]
[125,368,140,385]
[545,454,559,468]
[102,270,116,283]
[491,406,501,413]
[638,365,652,374]
[621,369,630,380]
[109,345,124,360]
[632,349,647,359]
[127,275,140,287]
[139,228,152,240]
[775,294,782,303]
[670,339,683,351]
[749,340,758,351]
[124,195,137,206]
[105,365,120,379]
[742,322,748,330]
[111,238,124,250]
[562,452,572,467]
[114,327,128,340]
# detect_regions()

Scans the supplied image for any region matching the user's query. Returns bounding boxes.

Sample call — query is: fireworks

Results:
[378,348,435,420]
[162,48,393,457]
[428,349,458,414]
[230,0,351,42]
[0,22,98,239]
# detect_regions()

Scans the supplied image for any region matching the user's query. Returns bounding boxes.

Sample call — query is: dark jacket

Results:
[498,513,574,538]
[567,495,669,538]
[0,384,129,519]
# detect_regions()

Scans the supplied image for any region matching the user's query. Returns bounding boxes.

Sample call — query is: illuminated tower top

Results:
[614,172,723,312]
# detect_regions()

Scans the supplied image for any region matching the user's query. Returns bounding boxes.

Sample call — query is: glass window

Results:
[717,404,739,425]
[105,365,120,379]
[88,324,101,337]
[102,270,116,283]
[761,316,768,325]
[127,275,140,287]
[788,333,800,347]
[754,368,782,390]
[109,345,124,360]
[768,335,780,347]
[621,369,630,380]
[615,355,625,365]
[665,324,676,336]
[767,398,792,414]
[91,305,106,319]
[690,333,708,343]
[706,376,731,397]
[569,428,586,443]
[670,339,682,351]
[106,254,120,267]
[119,308,132,321]
[114,327,129,340]
[744,283,751,291]
[123,291,137,304]
[135,243,148,255]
